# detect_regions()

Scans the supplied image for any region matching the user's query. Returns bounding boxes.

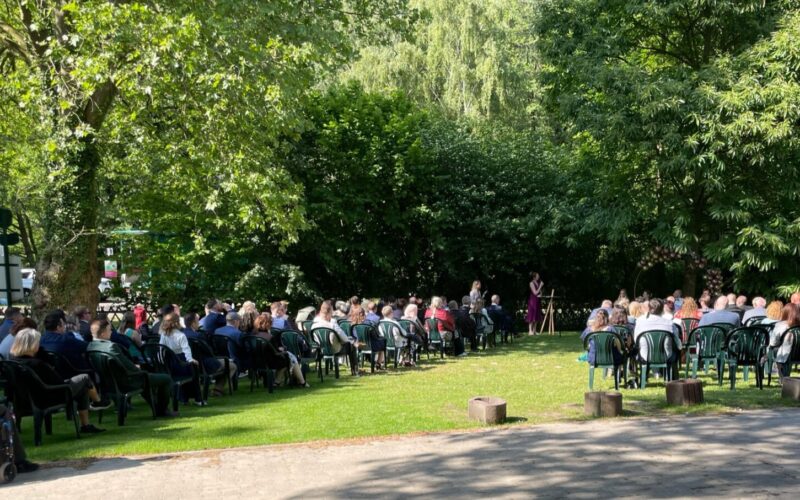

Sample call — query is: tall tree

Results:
[537,0,800,296]
[0,0,413,315]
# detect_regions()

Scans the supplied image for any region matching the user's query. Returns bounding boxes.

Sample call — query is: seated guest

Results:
[768,303,800,381]
[0,317,36,359]
[634,299,682,362]
[488,295,513,334]
[627,301,642,325]
[238,301,259,335]
[587,300,614,326]
[580,310,622,365]
[73,305,93,342]
[365,301,381,325]
[88,320,176,417]
[743,297,767,324]
[183,312,236,396]
[381,305,413,366]
[90,319,136,361]
[763,300,783,325]
[118,311,143,348]
[152,304,182,335]
[311,302,359,376]
[348,300,365,326]
[424,296,464,356]
[393,298,406,320]
[0,306,22,344]
[159,313,205,406]
[253,314,309,387]
[271,302,288,330]
[200,299,226,334]
[698,296,741,328]
[698,294,712,314]
[454,296,478,352]
[40,311,91,371]
[662,298,675,320]
[401,304,427,346]
[11,328,107,433]
[215,312,246,370]
[673,297,702,343]
[332,301,348,320]
[354,305,386,369]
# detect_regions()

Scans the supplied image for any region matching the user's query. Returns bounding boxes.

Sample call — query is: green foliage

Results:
[536,0,800,295]
[343,0,540,124]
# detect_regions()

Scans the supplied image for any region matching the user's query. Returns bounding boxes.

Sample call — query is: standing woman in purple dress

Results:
[526,272,544,335]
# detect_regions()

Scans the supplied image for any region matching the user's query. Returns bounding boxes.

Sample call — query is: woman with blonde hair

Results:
[11,328,107,433]
[312,302,360,376]
[238,301,259,335]
[469,281,482,304]
[764,300,783,324]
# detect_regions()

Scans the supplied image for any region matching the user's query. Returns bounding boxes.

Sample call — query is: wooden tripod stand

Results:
[538,289,557,336]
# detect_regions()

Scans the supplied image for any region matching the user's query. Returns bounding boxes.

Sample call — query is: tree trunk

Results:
[682,261,697,298]
[14,208,36,266]
[31,136,101,321]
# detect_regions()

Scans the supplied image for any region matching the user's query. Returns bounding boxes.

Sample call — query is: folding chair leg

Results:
[729,365,736,390]
[33,412,43,446]
[588,367,594,390]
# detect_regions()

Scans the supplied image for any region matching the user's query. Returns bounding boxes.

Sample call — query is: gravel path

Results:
[6,408,800,498]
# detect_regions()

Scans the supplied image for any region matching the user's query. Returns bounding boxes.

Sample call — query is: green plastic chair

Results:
[242,336,275,393]
[678,318,699,345]
[744,316,766,327]
[378,320,405,368]
[767,326,800,386]
[684,325,725,379]
[722,327,768,390]
[87,350,154,426]
[470,312,495,350]
[281,330,315,367]
[352,323,377,372]
[338,320,352,337]
[311,327,340,381]
[140,343,198,411]
[398,319,426,361]
[425,318,448,358]
[637,330,677,389]
[301,320,315,347]
[583,330,624,390]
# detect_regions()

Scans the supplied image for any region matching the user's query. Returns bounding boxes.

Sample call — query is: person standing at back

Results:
[526,272,544,335]
[469,281,482,304]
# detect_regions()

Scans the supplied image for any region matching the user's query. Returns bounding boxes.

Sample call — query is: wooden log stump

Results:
[665,379,704,406]
[781,377,800,400]
[600,391,623,417]
[584,391,602,417]
[468,397,507,424]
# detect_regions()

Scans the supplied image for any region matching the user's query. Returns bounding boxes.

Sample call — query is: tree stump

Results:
[468,397,506,424]
[781,377,800,400]
[600,391,623,417]
[584,392,623,417]
[584,391,602,417]
[665,379,704,406]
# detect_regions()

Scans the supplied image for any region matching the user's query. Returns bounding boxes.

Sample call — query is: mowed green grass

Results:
[23,333,798,462]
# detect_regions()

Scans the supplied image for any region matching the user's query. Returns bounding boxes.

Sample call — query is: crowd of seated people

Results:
[0,288,518,452]
[581,289,799,387]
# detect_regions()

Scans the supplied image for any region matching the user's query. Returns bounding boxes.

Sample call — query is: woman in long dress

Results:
[526,272,544,335]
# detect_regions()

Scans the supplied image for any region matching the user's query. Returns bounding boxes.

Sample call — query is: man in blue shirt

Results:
[365,301,381,325]
[699,296,742,328]
[0,307,21,344]
[40,310,90,371]
[742,297,767,325]
[587,300,614,326]
[215,311,245,371]
[200,299,226,334]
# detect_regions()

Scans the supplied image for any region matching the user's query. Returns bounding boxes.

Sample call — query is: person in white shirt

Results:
[380,305,414,366]
[634,299,682,364]
[311,302,359,376]
[159,313,205,406]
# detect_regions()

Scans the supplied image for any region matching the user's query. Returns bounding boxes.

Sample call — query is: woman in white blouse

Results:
[159,313,205,405]
[311,302,360,376]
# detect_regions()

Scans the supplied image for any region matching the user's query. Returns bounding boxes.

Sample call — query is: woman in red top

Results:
[674,297,702,344]
[424,296,455,334]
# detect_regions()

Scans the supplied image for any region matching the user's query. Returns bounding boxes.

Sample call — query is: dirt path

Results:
[6,408,800,498]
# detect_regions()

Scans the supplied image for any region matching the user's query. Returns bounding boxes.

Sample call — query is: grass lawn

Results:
[23,332,798,462]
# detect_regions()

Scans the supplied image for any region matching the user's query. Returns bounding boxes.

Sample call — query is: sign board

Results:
[0,254,23,304]
[104,260,118,278]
